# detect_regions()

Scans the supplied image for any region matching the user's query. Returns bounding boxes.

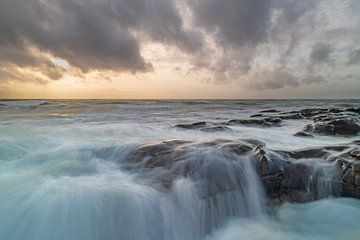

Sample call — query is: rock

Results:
[303,123,315,132]
[250,114,263,117]
[350,149,360,160]
[175,121,206,129]
[355,175,360,186]
[300,108,329,118]
[124,138,360,204]
[314,117,360,135]
[201,125,231,132]
[283,163,310,190]
[265,117,282,124]
[229,117,281,127]
[289,147,330,159]
[277,113,303,120]
[174,121,230,132]
[352,162,360,173]
[346,107,360,114]
[252,146,269,176]
[260,109,280,113]
[343,170,355,185]
[294,131,313,137]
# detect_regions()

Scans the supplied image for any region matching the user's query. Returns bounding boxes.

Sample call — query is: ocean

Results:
[0,99,359,240]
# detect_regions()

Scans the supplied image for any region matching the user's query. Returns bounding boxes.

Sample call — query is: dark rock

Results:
[277,113,304,120]
[346,107,360,114]
[289,147,330,159]
[300,108,329,118]
[350,149,360,160]
[175,121,206,129]
[250,114,263,118]
[314,117,360,135]
[229,117,282,127]
[174,121,231,132]
[294,131,313,137]
[200,125,231,132]
[124,139,360,203]
[355,175,360,186]
[260,109,281,113]
[303,123,315,132]
[265,117,282,124]
[283,163,310,190]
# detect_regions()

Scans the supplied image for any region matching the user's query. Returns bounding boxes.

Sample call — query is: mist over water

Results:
[0,100,360,240]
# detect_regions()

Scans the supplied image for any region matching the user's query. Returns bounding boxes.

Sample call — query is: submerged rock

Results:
[260,109,280,113]
[229,117,282,127]
[174,121,231,132]
[294,131,313,137]
[277,113,304,120]
[175,121,206,129]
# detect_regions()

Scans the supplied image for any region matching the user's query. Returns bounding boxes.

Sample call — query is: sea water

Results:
[0,100,359,240]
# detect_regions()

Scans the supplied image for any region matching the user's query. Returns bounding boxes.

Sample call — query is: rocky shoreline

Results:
[124,139,360,203]
[174,106,360,136]
[124,106,360,207]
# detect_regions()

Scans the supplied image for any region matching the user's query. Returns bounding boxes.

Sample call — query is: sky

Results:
[0,0,359,99]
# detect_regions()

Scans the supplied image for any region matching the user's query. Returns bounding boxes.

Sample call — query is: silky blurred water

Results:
[0,100,359,240]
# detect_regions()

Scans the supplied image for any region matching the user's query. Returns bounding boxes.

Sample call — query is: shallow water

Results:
[0,100,359,240]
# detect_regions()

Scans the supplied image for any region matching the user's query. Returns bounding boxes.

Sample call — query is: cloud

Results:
[310,42,333,65]
[189,0,272,48]
[348,49,360,65]
[0,0,359,94]
[247,70,299,90]
[302,75,325,85]
[0,0,203,83]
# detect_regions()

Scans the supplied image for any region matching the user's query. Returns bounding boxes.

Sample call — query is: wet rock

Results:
[352,162,360,173]
[277,113,303,120]
[252,146,269,176]
[346,107,360,114]
[265,117,282,124]
[124,139,360,203]
[351,149,360,160]
[174,121,230,132]
[314,117,360,135]
[343,169,355,185]
[175,121,206,129]
[260,109,280,113]
[283,163,310,190]
[250,114,263,118]
[289,147,330,159]
[229,117,282,127]
[300,108,329,118]
[303,123,315,132]
[294,131,313,137]
[355,175,360,186]
[200,125,231,132]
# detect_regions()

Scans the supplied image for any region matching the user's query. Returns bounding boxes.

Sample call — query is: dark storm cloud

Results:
[190,0,272,47]
[0,0,203,81]
[185,0,337,89]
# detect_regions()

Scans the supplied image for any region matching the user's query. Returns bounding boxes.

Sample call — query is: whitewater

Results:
[0,99,360,240]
